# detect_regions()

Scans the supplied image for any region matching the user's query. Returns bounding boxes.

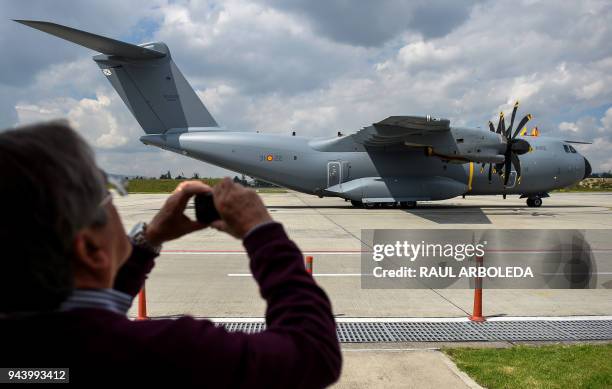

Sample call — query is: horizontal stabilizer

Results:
[14,20,165,59]
[564,140,592,145]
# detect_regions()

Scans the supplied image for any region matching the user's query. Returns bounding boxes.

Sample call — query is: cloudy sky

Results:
[1,0,611,177]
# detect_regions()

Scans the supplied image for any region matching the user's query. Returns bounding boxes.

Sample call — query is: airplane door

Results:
[327,161,341,187]
[341,161,350,181]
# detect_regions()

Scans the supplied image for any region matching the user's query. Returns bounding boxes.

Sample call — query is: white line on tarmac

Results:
[228,273,363,277]
[162,251,361,255]
[162,250,612,255]
[542,272,612,275]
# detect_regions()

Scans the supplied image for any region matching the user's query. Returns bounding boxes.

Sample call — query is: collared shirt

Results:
[59,288,133,315]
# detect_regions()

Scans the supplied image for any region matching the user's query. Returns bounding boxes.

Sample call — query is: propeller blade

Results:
[488,121,495,132]
[501,114,507,138]
[512,113,532,139]
[507,100,519,138]
[503,156,512,186]
[511,153,521,181]
[488,164,492,182]
[496,112,504,134]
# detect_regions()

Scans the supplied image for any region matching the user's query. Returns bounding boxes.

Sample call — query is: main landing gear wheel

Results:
[526,197,542,207]
[399,201,417,209]
[350,200,363,208]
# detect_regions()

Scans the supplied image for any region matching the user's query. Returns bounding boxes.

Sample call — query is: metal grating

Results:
[466,321,571,341]
[551,320,612,340]
[215,320,612,343]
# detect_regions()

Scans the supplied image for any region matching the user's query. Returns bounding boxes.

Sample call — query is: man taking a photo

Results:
[0,121,341,387]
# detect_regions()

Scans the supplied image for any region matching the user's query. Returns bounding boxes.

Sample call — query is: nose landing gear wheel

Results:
[526,197,542,207]
[399,201,417,209]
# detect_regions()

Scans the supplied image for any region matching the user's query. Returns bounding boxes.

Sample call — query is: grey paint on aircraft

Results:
[17,20,591,207]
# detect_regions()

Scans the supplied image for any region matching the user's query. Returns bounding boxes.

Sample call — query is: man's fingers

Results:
[172,181,212,209]
[174,180,212,195]
[210,219,228,232]
[213,178,234,211]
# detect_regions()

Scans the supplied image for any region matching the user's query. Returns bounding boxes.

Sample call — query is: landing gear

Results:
[526,196,542,207]
[350,200,363,208]
[399,201,417,209]
[521,193,548,207]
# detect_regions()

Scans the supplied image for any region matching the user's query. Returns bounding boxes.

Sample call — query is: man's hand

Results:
[210,177,273,239]
[145,180,210,246]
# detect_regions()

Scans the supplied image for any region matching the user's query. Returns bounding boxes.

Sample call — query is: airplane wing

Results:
[351,115,450,147]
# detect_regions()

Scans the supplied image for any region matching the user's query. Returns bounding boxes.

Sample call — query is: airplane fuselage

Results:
[141,129,589,203]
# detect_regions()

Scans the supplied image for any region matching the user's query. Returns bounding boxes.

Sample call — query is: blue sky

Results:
[1,0,611,176]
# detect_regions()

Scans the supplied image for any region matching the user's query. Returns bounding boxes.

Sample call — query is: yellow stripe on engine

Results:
[468,162,474,191]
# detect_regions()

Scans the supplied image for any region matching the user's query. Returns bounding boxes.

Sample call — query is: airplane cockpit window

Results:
[569,145,577,153]
[563,144,570,153]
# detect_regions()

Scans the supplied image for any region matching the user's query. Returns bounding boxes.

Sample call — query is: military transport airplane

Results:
[17,20,592,208]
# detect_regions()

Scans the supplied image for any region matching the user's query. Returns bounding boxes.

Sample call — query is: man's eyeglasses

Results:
[99,171,129,207]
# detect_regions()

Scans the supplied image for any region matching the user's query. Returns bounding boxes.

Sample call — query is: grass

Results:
[126,178,223,193]
[124,178,286,193]
[444,343,612,389]
[555,178,612,192]
[254,188,288,193]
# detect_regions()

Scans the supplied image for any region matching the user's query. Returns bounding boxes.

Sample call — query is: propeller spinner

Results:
[482,101,532,186]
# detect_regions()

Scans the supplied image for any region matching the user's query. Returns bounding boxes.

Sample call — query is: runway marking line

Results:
[228,273,363,277]
[162,248,612,255]
[162,250,363,255]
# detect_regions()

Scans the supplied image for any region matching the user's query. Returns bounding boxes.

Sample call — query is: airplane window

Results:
[563,145,570,153]
[569,145,577,153]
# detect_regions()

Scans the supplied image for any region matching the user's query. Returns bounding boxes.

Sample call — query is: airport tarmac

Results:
[117,191,611,388]
[119,191,612,320]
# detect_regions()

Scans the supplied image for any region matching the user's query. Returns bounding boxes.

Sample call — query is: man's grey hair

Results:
[0,120,108,313]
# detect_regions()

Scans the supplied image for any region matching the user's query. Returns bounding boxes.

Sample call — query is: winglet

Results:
[14,19,165,59]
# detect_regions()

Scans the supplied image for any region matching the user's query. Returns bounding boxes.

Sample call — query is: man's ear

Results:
[72,228,111,273]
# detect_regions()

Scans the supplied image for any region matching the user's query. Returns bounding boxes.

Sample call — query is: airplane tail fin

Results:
[15,20,218,134]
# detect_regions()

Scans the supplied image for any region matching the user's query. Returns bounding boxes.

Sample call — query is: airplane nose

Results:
[583,157,592,179]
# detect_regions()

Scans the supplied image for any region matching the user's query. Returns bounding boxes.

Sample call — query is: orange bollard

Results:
[137,286,148,320]
[469,256,486,322]
[305,255,313,275]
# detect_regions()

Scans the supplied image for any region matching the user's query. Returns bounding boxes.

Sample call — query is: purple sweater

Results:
[0,223,341,387]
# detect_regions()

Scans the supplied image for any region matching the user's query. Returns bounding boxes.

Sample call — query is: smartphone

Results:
[194,193,221,224]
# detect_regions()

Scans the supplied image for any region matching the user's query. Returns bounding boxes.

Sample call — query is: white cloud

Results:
[558,107,612,172]
[16,92,128,148]
[398,40,459,67]
[3,0,612,177]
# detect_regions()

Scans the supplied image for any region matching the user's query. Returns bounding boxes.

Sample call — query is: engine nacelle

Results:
[427,127,506,164]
